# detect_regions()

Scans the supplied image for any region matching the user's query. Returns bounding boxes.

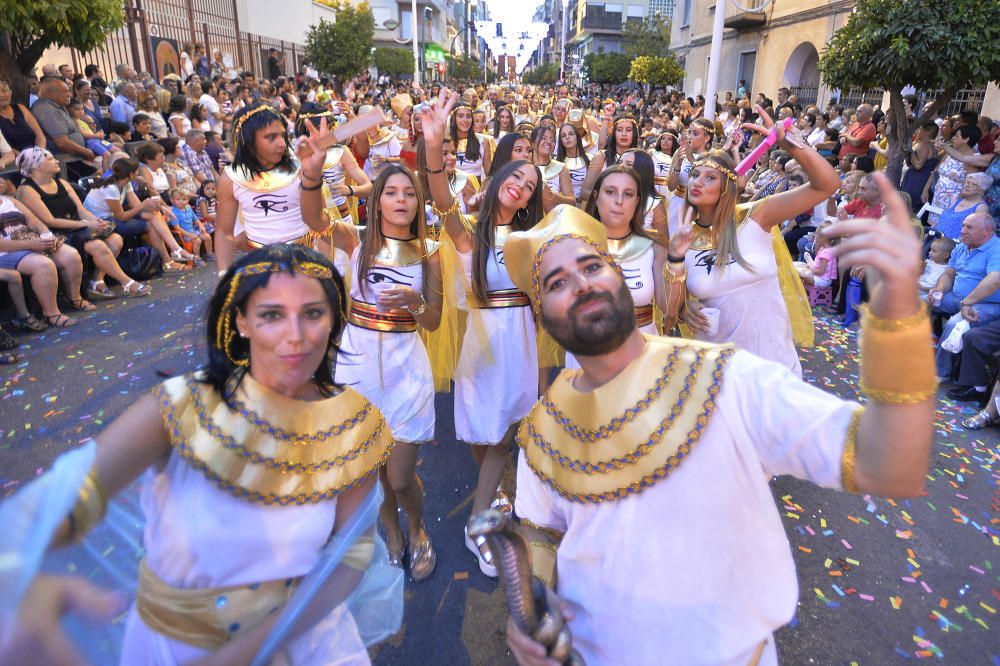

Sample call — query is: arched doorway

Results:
[783,42,820,106]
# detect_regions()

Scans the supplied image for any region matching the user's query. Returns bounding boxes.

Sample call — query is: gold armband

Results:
[663,264,687,284]
[67,470,109,544]
[342,535,376,570]
[840,408,863,494]
[431,197,461,219]
[858,304,936,404]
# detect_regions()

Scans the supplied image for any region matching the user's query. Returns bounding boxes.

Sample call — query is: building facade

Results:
[669,0,1000,117]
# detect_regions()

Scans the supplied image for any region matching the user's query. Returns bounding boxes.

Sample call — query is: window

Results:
[627,5,645,17]
[400,9,413,40]
[681,0,692,26]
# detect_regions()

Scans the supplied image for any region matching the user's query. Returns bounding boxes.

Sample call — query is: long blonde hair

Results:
[690,150,750,272]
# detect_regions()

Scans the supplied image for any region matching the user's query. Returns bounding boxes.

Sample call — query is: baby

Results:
[168,188,212,263]
[796,222,839,288]
[68,101,122,170]
[919,237,954,295]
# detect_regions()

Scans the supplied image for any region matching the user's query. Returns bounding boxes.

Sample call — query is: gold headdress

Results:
[503,205,623,315]
[215,260,335,366]
[232,105,281,146]
[691,158,738,184]
[567,109,584,124]
[390,92,413,120]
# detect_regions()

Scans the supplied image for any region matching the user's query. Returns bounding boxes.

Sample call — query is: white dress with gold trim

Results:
[335,239,437,443]
[226,163,309,246]
[455,133,492,179]
[668,155,695,237]
[363,131,402,181]
[120,373,394,665]
[454,225,539,445]
[564,155,588,200]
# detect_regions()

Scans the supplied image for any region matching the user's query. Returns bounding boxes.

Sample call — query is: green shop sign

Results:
[424,44,447,64]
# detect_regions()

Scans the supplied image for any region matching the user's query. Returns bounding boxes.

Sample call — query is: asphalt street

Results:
[1,264,998,665]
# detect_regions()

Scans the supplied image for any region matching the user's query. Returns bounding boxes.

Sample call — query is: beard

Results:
[541,279,636,356]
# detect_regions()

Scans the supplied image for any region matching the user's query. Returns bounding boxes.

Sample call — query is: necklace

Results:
[694,220,712,229]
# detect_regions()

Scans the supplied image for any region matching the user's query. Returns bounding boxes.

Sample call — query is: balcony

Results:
[723,0,767,31]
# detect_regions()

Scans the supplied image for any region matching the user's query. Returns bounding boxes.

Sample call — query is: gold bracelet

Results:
[68,470,109,544]
[431,197,461,218]
[840,407,863,494]
[662,264,687,284]
[858,303,929,331]
[858,383,938,404]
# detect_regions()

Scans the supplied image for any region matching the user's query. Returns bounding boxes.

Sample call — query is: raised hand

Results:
[669,204,696,257]
[822,172,922,319]
[418,87,459,148]
[296,115,329,177]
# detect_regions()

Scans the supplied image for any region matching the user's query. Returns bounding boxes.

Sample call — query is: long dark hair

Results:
[493,106,515,138]
[557,123,590,167]
[472,159,544,302]
[230,103,295,178]
[585,165,656,242]
[357,165,429,301]
[97,157,139,188]
[623,148,662,203]
[488,133,531,177]
[450,104,481,162]
[202,244,346,406]
[604,117,638,167]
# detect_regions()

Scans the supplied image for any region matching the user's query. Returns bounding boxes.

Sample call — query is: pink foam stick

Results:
[734,117,794,176]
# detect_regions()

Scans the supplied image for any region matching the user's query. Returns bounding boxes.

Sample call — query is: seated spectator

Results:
[178,129,218,186]
[933,172,991,240]
[82,158,195,272]
[0,178,89,327]
[838,173,882,219]
[137,92,168,139]
[930,212,1000,382]
[136,141,174,199]
[0,78,47,153]
[168,188,211,261]
[203,130,231,171]
[68,100,122,170]
[947,318,1000,406]
[132,113,156,142]
[107,120,131,145]
[109,82,138,127]
[919,237,955,294]
[0,132,12,169]
[160,137,198,197]
[30,76,96,164]
[14,147,150,298]
[795,221,838,287]
[167,94,191,137]
[962,374,1000,429]
[188,103,209,132]
[72,78,105,135]
[196,180,216,232]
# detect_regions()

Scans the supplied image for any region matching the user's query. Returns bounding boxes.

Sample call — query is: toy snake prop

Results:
[467,509,584,665]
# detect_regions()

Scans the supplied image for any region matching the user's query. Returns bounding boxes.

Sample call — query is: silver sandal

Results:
[409,538,437,582]
[465,525,497,578]
[962,410,999,430]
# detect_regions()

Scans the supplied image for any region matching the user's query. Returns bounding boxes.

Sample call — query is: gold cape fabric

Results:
[518,335,734,503]
[154,374,394,505]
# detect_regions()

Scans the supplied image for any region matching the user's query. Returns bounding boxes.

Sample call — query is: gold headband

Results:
[299,111,332,119]
[691,159,738,184]
[233,105,281,143]
[613,117,637,130]
[215,261,335,366]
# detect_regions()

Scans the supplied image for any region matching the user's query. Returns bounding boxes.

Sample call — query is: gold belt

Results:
[673,186,686,197]
[654,176,669,186]
[245,233,310,250]
[335,201,351,221]
[135,559,299,650]
[467,288,531,309]
[348,300,418,333]
[635,303,653,327]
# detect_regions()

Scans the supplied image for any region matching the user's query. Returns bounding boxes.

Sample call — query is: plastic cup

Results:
[700,307,721,337]
[370,282,396,312]
[930,290,943,306]
[39,231,54,240]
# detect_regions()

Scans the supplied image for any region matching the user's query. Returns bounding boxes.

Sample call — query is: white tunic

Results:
[363,134,402,181]
[335,245,435,443]
[685,217,802,376]
[564,156,588,201]
[226,165,308,245]
[651,150,673,199]
[121,449,367,665]
[321,146,350,216]
[454,226,539,444]
[643,196,665,231]
[516,349,858,666]
[565,236,658,370]
[455,134,489,178]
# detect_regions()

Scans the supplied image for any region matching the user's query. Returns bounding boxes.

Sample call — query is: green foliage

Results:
[583,52,631,84]
[628,55,684,87]
[522,63,559,85]
[623,16,672,59]
[819,0,1000,183]
[305,2,375,86]
[373,47,414,77]
[449,54,482,81]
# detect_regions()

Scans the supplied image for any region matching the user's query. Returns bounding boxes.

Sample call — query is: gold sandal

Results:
[409,538,437,582]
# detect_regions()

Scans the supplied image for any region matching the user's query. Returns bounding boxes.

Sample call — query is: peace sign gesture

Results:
[418,87,459,148]
[669,203,696,258]
[821,172,922,320]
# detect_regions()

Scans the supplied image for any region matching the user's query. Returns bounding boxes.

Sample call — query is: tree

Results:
[522,63,559,86]
[819,0,1000,184]
[449,54,482,82]
[583,53,631,85]
[628,55,684,88]
[373,47,413,77]
[623,16,672,59]
[0,0,124,103]
[304,1,374,94]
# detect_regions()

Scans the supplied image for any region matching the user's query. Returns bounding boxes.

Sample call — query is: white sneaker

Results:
[464,525,498,578]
